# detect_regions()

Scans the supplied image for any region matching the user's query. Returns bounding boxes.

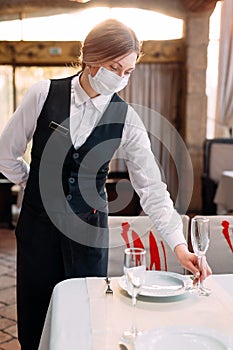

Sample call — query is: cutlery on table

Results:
[105,277,113,294]
[119,340,134,350]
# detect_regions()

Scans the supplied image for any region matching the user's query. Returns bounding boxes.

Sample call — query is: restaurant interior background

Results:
[0,1,233,349]
[1,0,231,223]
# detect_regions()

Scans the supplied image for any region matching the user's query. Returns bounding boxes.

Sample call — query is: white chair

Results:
[192,215,233,274]
[107,215,190,276]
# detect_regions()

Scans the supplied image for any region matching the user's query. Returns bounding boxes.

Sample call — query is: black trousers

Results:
[15,204,108,350]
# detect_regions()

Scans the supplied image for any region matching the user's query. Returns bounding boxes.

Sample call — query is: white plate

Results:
[118,271,190,297]
[135,326,233,350]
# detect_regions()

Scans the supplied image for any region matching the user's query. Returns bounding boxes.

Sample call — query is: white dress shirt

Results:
[0,74,187,250]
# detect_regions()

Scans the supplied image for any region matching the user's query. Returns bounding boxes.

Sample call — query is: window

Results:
[0,8,183,41]
[0,66,13,134]
[0,7,184,133]
[206,1,222,138]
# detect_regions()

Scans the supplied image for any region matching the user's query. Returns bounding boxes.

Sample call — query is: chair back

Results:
[192,215,233,274]
[202,138,233,214]
[107,215,189,276]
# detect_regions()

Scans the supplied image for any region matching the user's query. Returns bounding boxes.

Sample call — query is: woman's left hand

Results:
[174,243,212,283]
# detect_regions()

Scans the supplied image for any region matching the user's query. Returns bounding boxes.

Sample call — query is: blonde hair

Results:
[76,19,142,69]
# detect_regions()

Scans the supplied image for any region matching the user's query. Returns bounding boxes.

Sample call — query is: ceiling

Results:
[0,0,218,21]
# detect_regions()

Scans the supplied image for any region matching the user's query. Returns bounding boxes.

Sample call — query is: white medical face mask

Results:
[88,66,130,95]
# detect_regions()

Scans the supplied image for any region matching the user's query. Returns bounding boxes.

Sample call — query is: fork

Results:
[105,277,113,294]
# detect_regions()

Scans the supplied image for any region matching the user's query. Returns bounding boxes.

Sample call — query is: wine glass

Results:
[121,247,146,343]
[191,217,211,296]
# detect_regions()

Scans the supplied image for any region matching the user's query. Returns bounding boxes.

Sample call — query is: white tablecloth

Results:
[39,274,233,350]
[214,170,233,213]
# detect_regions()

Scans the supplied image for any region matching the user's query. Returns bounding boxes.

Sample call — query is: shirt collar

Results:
[72,73,112,113]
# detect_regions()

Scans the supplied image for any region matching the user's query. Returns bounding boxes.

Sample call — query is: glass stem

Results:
[198,255,204,288]
[131,294,137,336]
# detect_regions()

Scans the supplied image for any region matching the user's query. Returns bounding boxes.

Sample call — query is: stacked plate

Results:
[118,270,191,298]
[134,326,233,350]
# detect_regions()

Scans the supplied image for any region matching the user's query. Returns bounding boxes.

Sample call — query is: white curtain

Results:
[0,66,13,135]
[216,0,233,128]
[112,62,183,205]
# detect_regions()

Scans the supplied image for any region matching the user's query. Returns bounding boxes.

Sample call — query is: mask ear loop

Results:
[87,64,102,77]
[87,65,96,78]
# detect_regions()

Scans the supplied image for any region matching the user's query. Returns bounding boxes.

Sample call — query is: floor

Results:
[0,227,20,350]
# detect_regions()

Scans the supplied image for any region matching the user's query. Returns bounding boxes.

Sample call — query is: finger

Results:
[190,271,200,285]
[206,262,212,276]
[185,261,200,283]
[200,256,207,281]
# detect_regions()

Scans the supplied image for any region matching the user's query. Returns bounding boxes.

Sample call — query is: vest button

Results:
[66,194,72,201]
[68,177,75,184]
[73,152,79,159]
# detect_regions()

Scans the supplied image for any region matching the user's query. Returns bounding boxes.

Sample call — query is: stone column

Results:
[184,12,211,212]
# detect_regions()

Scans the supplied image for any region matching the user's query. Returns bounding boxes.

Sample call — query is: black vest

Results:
[23,75,128,214]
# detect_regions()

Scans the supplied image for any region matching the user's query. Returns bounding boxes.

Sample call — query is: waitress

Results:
[0,19,211,350]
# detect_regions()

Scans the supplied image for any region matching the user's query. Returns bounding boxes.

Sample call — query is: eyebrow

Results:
[112,60,135,70]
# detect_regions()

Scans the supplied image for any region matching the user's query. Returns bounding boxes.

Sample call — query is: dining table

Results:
[214,170,233,214]
[38,273,233,350]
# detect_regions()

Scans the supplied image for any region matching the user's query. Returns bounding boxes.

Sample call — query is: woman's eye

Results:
[110,66,118,71]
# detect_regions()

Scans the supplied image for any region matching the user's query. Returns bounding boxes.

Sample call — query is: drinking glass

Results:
[191,217,211,296]
[122,247,146,343]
